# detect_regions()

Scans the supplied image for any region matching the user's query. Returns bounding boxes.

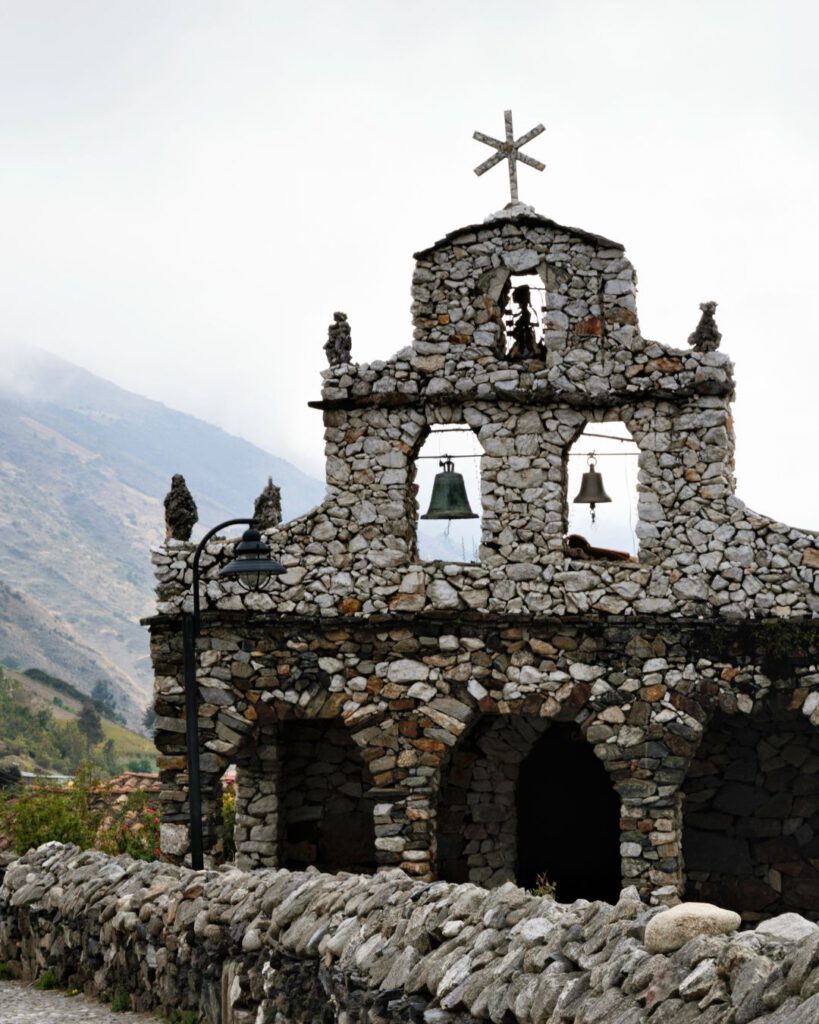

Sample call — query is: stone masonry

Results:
[146,202,818,915]
[8,843,819,1023]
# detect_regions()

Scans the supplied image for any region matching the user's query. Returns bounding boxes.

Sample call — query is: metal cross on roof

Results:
[473,110,546,204]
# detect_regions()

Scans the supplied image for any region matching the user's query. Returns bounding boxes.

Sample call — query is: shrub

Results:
[0,962,13,980]
[111,988,131,1012]
[220,790,236,861]
[93,789,160,862]
[167,1010,199,1024]
[529,872,556,898]
[35,969,57,990]
[0,762,106,855]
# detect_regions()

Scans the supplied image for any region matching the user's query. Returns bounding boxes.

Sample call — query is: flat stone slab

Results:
[0,982,161,1023]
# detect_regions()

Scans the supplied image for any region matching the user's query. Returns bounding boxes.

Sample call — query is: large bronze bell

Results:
[421,456,479,520]
[573,454,611,524]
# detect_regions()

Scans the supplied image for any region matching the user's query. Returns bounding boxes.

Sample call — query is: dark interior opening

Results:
[280,720,376,875]
[682,703,819,921]
[517,722,621,902]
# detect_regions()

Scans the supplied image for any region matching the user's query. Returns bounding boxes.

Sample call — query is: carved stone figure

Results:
[507,285,544,361]
[253,476,282,530]
[688,301,722,352]
[324,311,352,365]
[164,474,198,541]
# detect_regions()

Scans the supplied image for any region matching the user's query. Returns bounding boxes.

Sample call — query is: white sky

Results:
[1,0,817,530]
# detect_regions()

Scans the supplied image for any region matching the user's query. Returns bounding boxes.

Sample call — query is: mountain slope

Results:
[0,348,325,723]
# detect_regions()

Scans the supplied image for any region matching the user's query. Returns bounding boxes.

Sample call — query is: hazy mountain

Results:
[0,348,325,724]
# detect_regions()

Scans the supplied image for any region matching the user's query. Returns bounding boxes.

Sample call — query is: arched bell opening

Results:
[564,418,640,561]
[414,423,484,564]
[682,699,819,921]
[279,719,376,875]
[516,721,622,902]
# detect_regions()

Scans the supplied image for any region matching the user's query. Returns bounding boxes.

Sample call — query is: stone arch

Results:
[681,692,819,920]
[435,701,622,899]
[517,721,622,902]
[277,716,377,874]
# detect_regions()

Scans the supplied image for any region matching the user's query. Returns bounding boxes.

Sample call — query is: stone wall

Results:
[150,609,819,910]
[7,844,819,1023]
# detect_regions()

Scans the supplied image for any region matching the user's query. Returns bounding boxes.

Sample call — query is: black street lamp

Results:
[183,519,285,869]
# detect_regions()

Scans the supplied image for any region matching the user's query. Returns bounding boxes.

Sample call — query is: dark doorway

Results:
[280,720,376,875]
[517,722,621,902]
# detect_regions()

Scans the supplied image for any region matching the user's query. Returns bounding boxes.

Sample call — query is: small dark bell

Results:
[421,457,479,520]
[573,455,612,524]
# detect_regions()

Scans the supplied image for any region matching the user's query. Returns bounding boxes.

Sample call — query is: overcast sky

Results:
[0,0,816,531]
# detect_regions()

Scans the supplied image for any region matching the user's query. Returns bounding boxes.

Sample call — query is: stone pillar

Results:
[373,788,434,879]
[234,737,280,870]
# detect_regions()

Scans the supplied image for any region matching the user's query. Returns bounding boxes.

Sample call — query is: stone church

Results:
[148,132,818,921]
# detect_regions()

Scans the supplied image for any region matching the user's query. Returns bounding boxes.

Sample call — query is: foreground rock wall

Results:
[5,844,819,1023]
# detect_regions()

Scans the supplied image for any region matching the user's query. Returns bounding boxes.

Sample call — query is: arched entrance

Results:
[682,700,819,920]
[517,722,621,902]
[280,719,376,875]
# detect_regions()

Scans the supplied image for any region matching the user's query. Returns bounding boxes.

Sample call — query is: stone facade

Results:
[146,204,818,913]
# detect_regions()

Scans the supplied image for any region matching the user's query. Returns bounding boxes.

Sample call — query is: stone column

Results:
[234,736,280,870]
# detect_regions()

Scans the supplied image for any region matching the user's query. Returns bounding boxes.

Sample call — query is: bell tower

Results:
[148,114,818,917]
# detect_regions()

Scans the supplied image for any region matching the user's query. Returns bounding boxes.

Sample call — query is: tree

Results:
[77,701,104,749]
[92,679,117,716]
[101,738,118,775]
[53,720,87,770]
[142,704,156,732]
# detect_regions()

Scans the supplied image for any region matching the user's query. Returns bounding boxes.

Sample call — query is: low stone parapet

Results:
[2,843,819,1022]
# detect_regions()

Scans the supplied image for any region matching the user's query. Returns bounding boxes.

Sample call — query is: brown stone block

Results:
[389,699,416,711]
[317,693,348,719]
[337,597,362,614]
[521,695,542,716]
[575,316,604,338]
[478,697,498,713]
[156,756,187,771]
[400,861,430,876]
[641,684,667,702]
[399,721,419,738]
[388,593,425,612]
[373,770,396,787]
[665,734,694,757]
[413,737,446,753]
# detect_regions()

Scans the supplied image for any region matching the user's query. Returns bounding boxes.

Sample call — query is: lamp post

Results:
[183,519,286,869]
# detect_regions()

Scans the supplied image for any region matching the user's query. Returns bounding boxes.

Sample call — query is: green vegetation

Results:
[167,1010,199,1024]
[111,988,131,1012]
[35,969,58,991]
[0,962,13,980]
[24,667,124,724]
[220,789,236,860]
[529,873,556,898]
[0,762,160,860]
[0,664,154,777]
